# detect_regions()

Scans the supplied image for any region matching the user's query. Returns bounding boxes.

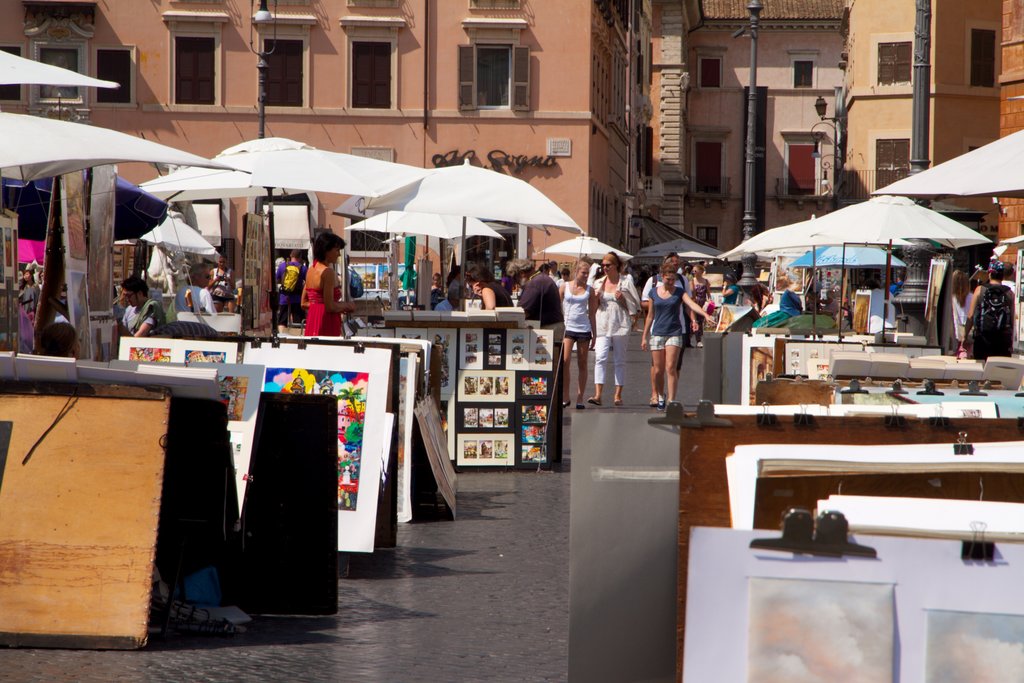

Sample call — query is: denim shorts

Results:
[649,335,683,350]
[565,330,593,342]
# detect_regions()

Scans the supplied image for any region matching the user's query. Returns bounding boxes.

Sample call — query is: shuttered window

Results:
[352,41,390,109]
[0,46,21,101]
[458,44,530,112]
[694,141,723,193]
[699,57,721,88]
[878,42,911,85]
[970,29,995,88]
[786,143,816,195]
[876,138,910,188]
[96,48,132,104]
[793,60,813,88]
[266,39,303,107]
[175,36,215,104]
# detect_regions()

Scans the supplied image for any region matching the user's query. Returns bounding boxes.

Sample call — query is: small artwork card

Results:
[505,329,530,371]
[530,328,554,370]
[428,328,458,399]
[463,406,479,428]
[521,424,545,444]
[181,340,240,365]
[395,327,425,340]
[494,407,510,428]
[459,328,484,370]
[520,373,550,398]
[120,338,174,363]
[479,408,495,429]
[484,329,505,369]
[457,433,514,467]
[521,404,547,424]
[522,444,547,464]
[458,370,515,403]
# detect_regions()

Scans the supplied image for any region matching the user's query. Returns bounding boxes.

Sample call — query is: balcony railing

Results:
[689,176,731,196]
[774,177,821,198]
[836,168,910,202]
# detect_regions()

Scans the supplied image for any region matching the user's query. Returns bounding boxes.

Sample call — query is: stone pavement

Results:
[0,332,704,683]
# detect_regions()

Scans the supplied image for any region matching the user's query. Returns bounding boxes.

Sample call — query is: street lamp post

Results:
[737,0,763,290]
[811,94,844,210]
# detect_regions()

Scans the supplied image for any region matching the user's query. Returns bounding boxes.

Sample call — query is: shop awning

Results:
[193,202,223,247]
[272,204,311,250]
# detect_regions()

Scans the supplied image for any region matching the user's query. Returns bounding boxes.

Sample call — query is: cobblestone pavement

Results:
[0,333,704,683]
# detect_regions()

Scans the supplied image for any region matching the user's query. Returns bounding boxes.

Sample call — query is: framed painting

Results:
[456,433,514,467]
[457,370,514,403]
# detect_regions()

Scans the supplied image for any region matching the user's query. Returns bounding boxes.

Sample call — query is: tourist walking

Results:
[560,261,598,409]
[966,261,1014,361]
[641,264,710,410]
[950,269,972,358]
[690,264,711,348]
[302,232,355,337]
[587,252,640,406]
[276,249,307,332]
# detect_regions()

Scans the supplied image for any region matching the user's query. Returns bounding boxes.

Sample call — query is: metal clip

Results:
[888,379,907,395]
[885,404,907,428]
[794,404,815,427]
[954,431,974,456]
[840,379,867,394]
[757,402,778,427]
[928,405,950,428]
[960,380,988,396]
[962,520,995,561]
[917,378,944,396]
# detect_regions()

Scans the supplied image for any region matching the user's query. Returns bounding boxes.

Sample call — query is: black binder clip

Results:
[954,431,974,456]
[928,407,950,428]
[960,380,988,396]
[757,403,778,427]
[250,338,263,349]
[917,378,944,396]
[270,336,281,348]
[840,379,868,395]
[354,342,366,354]
[887,380,908,395]
[1017,416,1024,431]
[794,405,815,427]
[750,508,876,558]
[884,405,907,428]
[696,400,732,427]
[962,521,996,562]
[295,339,308,350]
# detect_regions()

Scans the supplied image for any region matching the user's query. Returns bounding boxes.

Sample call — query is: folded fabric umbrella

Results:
[343,210,503,239]
[139,211,218,256]
[544,235,631,260]
[789,246,906,269]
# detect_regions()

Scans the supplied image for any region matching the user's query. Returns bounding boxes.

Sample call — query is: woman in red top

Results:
[302,232,355,336]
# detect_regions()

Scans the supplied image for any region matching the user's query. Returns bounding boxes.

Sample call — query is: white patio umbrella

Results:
[634,236,720,260]
[874,128,1024,198]
[139,211,218,256]
[0,112,231,181]
[544,235,631,260]
[0,49,118,89]
[345,210,502,240]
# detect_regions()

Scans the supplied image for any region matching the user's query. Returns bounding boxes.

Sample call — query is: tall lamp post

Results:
[737,0,763,290]
[811,94,844,210]
[249,0,279,334]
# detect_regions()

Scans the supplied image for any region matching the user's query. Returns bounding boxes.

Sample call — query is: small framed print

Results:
[521,404,547,424]
[506,329,530,370]
[484,329,505,369]
[521,443,547,464]
[494,407,510,428]
[459,328,484,370]
[457,433,514,467]
[395,327,425,340]
[530,328,554,370]
[463,407,479,428]
[458,370,514,402]
[521,424,545,444]
[429,328,458,399]
[119,338,174,363]
[478,408,494,428]
[519,373,550,399]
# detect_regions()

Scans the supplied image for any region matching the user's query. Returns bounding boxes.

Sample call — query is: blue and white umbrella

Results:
[789,246,906,270]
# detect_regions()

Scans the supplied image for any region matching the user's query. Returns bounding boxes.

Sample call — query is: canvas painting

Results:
[748,346,774,405]
[396,355,417,524]
[429,328,458,398]
[506,329,530,370]
[522,404,547,424]
[88,165,116,312]
[460,328,484,370]
[747,577,894,683]
[181,340,239,365]
[61,171,88,262]
[185,349,227,364]
[121,339,173,363]
[263,367,370,512]
[925,610,1024,683]
[521,424,545,443]
[522,444,546,464]
[521,374,549,397]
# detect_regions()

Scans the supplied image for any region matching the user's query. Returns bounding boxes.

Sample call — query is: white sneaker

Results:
[697,341,703,348]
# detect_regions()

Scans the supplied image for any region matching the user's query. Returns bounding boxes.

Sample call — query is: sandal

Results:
[586,397,602,406]
[613,398,623,406]
[576,403,586,410]
[649,400,659,408]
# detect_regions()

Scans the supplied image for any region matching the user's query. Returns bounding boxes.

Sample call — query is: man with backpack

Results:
[276,249,307,333]
[966,261,1015,360]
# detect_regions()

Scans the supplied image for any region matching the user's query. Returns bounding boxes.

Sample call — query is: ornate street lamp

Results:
[811,95,845,209]
[249,0,278,140]
[737,0,763,290]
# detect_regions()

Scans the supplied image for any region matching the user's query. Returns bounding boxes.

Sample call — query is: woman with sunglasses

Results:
[641,264,711,410]
[587,252,640,406]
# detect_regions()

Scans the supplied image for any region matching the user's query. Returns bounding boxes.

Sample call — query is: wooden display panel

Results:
[675,414,1024,679]
[0,386,170,649]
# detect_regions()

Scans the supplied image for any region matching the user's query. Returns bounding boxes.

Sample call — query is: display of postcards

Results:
[459,328,483,370]
[520,373,550,398]
[506,329,530,370]
[457,433,514,466]
[395,327,425,340]
[521,424,545,443]
[484,329,505,369]
[522,444,547,464]
[521,404,548,424]
[479,408,494,428]
[494,408,510,428]
[458,370,514,402]
[530,328,554,370]
[463,407,479,428]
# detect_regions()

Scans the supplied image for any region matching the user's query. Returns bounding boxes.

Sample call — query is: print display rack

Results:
[661,405,1024,680]
[381,320,561,470]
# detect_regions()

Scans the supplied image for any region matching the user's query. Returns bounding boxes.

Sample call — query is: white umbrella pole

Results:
[812,246,818,338]
[460,215,467,311]
[838,243,847,341]
[266,187,278,339]
[882,239,893,344]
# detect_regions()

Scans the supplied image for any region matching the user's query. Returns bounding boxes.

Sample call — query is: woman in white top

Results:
[559,260,598,409]
[587,252,640,406]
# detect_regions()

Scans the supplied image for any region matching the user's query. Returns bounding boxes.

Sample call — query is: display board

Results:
[62,171,92,359]
[0,210,17,352]
[243,213,272,334]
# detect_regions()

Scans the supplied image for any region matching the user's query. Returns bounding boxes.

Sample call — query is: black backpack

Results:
[976,283,1011,336]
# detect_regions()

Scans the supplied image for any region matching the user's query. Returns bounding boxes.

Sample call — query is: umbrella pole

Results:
[838,243,847,341]
[812,247,817,339]
[882,239,893,345]
[460,215,467,311]
[266,187,278,340]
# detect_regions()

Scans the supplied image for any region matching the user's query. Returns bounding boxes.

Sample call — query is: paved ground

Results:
[0,333,704,683]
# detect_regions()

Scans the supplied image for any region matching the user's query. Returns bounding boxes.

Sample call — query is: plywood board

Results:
[675,414,1024,679]
[0,389,169,648]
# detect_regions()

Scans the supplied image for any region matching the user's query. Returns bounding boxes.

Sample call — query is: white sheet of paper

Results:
[819,495,1024,540]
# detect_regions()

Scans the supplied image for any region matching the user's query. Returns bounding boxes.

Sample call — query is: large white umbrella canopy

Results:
[544,235,630,260]
[719,196,988,260]
[874,128,1024,198]
[0,49,118,88]
[345,210,502,240]
[361,159,582,232]
[0,112,231,181]
[634,236,720,260]
[140,137,429,200]
[139,211,218,256]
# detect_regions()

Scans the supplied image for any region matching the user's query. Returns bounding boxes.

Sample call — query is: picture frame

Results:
[458,369,515,403]
[484,328,505,369]
[457,433,514,467]
[459,327,484,370]
[505,329,530,371]
[518,373,551,399]
[428,328,458,399]
[529,328,555,370]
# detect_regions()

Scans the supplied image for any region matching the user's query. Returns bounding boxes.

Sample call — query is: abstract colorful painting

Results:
[747,577,894,683]
[219,375,250,422]
[128,346,172,363]
[263,367,370,512]
[521,374,549,397]
[522,444,546,464]
[926,610,1024,683]
[522,424,545,443]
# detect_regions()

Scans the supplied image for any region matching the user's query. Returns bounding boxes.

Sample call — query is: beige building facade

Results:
[1000,0,1024,240]
[0,0,651,266]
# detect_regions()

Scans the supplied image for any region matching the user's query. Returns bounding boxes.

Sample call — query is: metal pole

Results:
[738,0,763,290]
[909,0,932,175]
[257,53,268,140]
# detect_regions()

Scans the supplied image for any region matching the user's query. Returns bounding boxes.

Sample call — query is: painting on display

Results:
[530,328,554,370]
[926,610,1024,682]
[505,329,530,371]
[396,355,418,524]
[429,328,457,398]
[747,577,894,683]
[61,171,88,262]
[522,444,546,464]
[456,433,514,467]
[740,336,777,406]
[181,341,240,365]
[88,165,116,313]
[519,373,550,398]
[262,367,370,512]
[214,362,265,512]
[66,270,92,360]
[459,328,484,370]
[484,329,505,369]
[120,338,174,363]
[457,370,514,403]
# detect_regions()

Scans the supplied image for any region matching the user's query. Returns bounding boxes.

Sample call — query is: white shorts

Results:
[649,335,683,350]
